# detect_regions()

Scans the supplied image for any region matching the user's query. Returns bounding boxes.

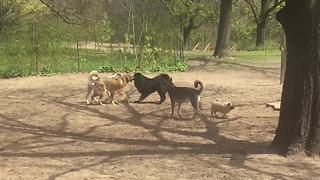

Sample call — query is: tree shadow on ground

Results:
[187,59,279,79]
[0,87,287,179]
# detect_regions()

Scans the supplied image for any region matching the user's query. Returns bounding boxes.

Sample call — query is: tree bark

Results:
[255,0,270,48]
[213,0,233,58]
[271,0,320,156]
[183,26,192,50]
[256,21,267,48]
[182,20,193,51]
[280,29,286,84]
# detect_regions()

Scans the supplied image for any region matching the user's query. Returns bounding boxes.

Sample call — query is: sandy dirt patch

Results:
[0,59,319,180]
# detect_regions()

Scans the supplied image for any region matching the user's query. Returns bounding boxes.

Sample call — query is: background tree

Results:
[230,1,255,49]
[271,0,320,156]
[160,0,217,50]
[244,0,284,48]
[0,0,21,31]
[213,0,233,58]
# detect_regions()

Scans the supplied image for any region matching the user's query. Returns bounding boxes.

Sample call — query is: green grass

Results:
[0,44,187,78]
[233,50,281,63]
[184,49,281,64]
[0,41,282,78]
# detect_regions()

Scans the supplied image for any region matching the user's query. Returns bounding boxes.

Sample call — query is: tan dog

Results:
[211,99,234,118]
[86,71,121,105]
[91,73,133,105]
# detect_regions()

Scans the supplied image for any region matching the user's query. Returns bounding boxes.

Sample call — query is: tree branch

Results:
[264,0,285,18]
[159,0,175,16]
[39,0,82,25]
[244,0,260,23]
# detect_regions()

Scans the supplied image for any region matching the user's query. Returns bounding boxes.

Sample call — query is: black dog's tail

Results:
[194,80,203,94]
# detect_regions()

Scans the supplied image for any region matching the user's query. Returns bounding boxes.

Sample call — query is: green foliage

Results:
[0,68,31,78]
[231,19,256,50]
[163,0,218,26]
[0,0,22,32]
[0,0,284,79]
[230,3,256,50]
[0,39,187,78]
[96,39,187,73]
[98,64,116,72]
[95,15,114,43]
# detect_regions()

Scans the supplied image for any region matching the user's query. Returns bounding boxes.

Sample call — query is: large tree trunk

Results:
[182,19,194,51]
[255,0,270,48]
[256,21,267,48]
[213,0,233,58]
[271,1,320,156]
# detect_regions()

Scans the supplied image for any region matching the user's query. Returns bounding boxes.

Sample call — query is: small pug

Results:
[211,99,235,118]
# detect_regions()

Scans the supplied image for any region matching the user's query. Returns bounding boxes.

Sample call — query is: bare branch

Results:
[39,0,82,25]
[244,0,260,23]
[159,0,175,16]
[264,0,285,18]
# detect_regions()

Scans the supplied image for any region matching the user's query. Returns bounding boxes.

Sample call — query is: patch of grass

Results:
[184,49,281,64]
[233,50,280,61]
[0,43,187,78]
[184,51,212,60]
[231,50,281,66]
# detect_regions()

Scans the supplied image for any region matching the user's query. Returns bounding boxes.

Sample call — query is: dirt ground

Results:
[0,58,320,180]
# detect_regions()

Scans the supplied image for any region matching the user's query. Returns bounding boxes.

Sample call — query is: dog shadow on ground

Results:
[0,87,291,180]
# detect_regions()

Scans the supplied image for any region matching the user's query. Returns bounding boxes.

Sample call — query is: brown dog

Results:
[86,71,121,105]
[91,73,133,105]
[165,80,203,123]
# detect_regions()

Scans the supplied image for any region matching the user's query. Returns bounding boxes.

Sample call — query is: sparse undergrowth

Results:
[0,45,187,78]
[0,44,280,78]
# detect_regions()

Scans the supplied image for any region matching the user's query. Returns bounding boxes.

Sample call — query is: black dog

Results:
[165,80,203,119]
[133,73,172,104]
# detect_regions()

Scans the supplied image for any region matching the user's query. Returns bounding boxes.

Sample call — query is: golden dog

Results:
[86,71,121,105]
[91,73,133,105]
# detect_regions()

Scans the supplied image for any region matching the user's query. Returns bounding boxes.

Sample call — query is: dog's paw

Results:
[111,101,119,105]
[92,97,99,104]
[97,100,105,106]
